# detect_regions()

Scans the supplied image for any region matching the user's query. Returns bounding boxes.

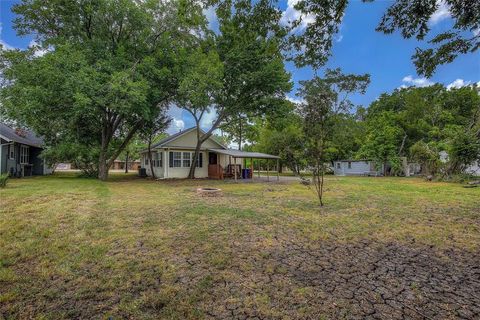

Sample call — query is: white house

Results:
[140,127,280,179]
[439,151,480,176]
[333,160,384,176]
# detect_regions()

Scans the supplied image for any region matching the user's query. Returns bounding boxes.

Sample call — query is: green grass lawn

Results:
[0,173,479,319]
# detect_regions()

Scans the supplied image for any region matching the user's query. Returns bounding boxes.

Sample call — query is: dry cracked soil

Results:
[170,232,480,320]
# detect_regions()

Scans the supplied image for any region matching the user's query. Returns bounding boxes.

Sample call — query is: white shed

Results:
[333,160,383,176]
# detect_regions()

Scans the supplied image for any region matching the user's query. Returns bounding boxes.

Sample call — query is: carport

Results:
[207,148,281,181]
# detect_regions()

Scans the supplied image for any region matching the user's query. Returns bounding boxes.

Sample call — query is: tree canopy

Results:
[1,0,206,180]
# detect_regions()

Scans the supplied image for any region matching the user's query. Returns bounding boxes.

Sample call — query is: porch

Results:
[207,148,281,182]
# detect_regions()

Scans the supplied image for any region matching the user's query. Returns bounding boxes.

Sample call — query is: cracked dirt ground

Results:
[169,231,480,320]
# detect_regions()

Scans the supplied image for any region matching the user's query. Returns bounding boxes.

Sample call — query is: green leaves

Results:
[2,0,205,178]
[376,0,480,77]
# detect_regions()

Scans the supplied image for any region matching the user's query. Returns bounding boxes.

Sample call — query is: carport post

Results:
[257,159,260,178]
[267,160,269,181]
[277,159,280,181]
[234,157,237,181]
[250,157,253,180]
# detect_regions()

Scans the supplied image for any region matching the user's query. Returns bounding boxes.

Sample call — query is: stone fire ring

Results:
[196,187,222,196]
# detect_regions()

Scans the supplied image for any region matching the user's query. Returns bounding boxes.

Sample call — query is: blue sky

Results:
[1,0,479,134]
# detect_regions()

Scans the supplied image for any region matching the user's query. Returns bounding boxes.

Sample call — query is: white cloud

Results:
[29,40,49,57]
[286,95,304,105]
[166,105,185,133]
[280,0,315,32]
[203,6,218,31]
[401,75,434,87]
[171,119,185,132]
[199,108,217,130]
[446,78,470,90]
[429,1,450,25]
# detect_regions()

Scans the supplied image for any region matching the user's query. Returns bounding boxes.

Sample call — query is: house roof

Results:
[208,148,280,159]
[149,126,227,150]
[336,159,371,162]
[0,123,44,148]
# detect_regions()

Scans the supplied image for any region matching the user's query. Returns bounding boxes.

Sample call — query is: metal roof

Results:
[0,123,44,148]
[208,148,280,159]
[335,159,371,162]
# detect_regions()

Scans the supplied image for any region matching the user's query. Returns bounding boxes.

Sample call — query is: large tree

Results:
[0,0,204,180]
[179,0,292,178]
[360,84,480,176]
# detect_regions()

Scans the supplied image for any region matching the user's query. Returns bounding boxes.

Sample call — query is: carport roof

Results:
[208,148,280,159]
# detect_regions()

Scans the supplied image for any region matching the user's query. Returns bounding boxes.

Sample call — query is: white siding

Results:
[218,154,242,168]
[163,129,223,149]
[466,161,480,176]
[143,150,165,178]
[333,161,382,176]
[165,149,208,178]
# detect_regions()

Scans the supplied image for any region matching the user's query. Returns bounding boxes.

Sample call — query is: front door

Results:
[209,152,217,165]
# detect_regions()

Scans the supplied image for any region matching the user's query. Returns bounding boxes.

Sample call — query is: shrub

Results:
[0,174,9,188]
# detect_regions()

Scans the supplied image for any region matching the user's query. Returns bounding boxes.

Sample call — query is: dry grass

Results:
[0,173,478,319]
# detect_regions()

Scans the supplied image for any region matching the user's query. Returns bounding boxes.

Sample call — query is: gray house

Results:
[333,160,384,176]
[0,123,51,177]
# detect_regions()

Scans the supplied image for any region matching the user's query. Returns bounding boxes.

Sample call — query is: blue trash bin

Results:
[242,168,251,179]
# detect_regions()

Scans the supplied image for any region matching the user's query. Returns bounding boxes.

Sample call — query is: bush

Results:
[0,174,9,188]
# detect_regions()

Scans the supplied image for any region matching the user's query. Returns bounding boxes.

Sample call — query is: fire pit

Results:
[196,187,222,196]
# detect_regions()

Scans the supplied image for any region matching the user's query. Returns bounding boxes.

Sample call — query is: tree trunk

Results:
[125,151,129,173]
[148,138,156,179]
[98,151,109,181]
[98,127,109,181]
[188,139,202,179]
[238,118,243,151]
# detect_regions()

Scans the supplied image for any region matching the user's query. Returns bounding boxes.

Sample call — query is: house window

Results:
[144,156,149,166]
[348,162,352,169]
[170,152,182,167]
[336,162,341,169]
[183,152,191,167]
[20,145,29,164]
[154,152,162,167]
[8,144,15,159]
[196,153,203,168]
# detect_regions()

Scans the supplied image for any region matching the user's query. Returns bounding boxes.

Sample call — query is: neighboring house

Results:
[333,160,384,176]
[55,163,72,170]
[439,151,479,176]
[0,123,52,177]
[140,127,280,179]
[111,159,141,171]
[465,161,480,176]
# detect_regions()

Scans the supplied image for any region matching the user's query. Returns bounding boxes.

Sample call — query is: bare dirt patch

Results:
[169,231,480,319]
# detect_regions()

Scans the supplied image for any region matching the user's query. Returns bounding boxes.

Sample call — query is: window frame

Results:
[153,152,162,167]
[8,144,15,160]
[182,152,191,168]
[172,152,182,168]
[20,145,29,164]
[196,153,203,168]
[348,161,352,169]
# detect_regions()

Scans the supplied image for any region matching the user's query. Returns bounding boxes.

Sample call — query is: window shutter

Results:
[169,152,173,168]
[199,153,203,168]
